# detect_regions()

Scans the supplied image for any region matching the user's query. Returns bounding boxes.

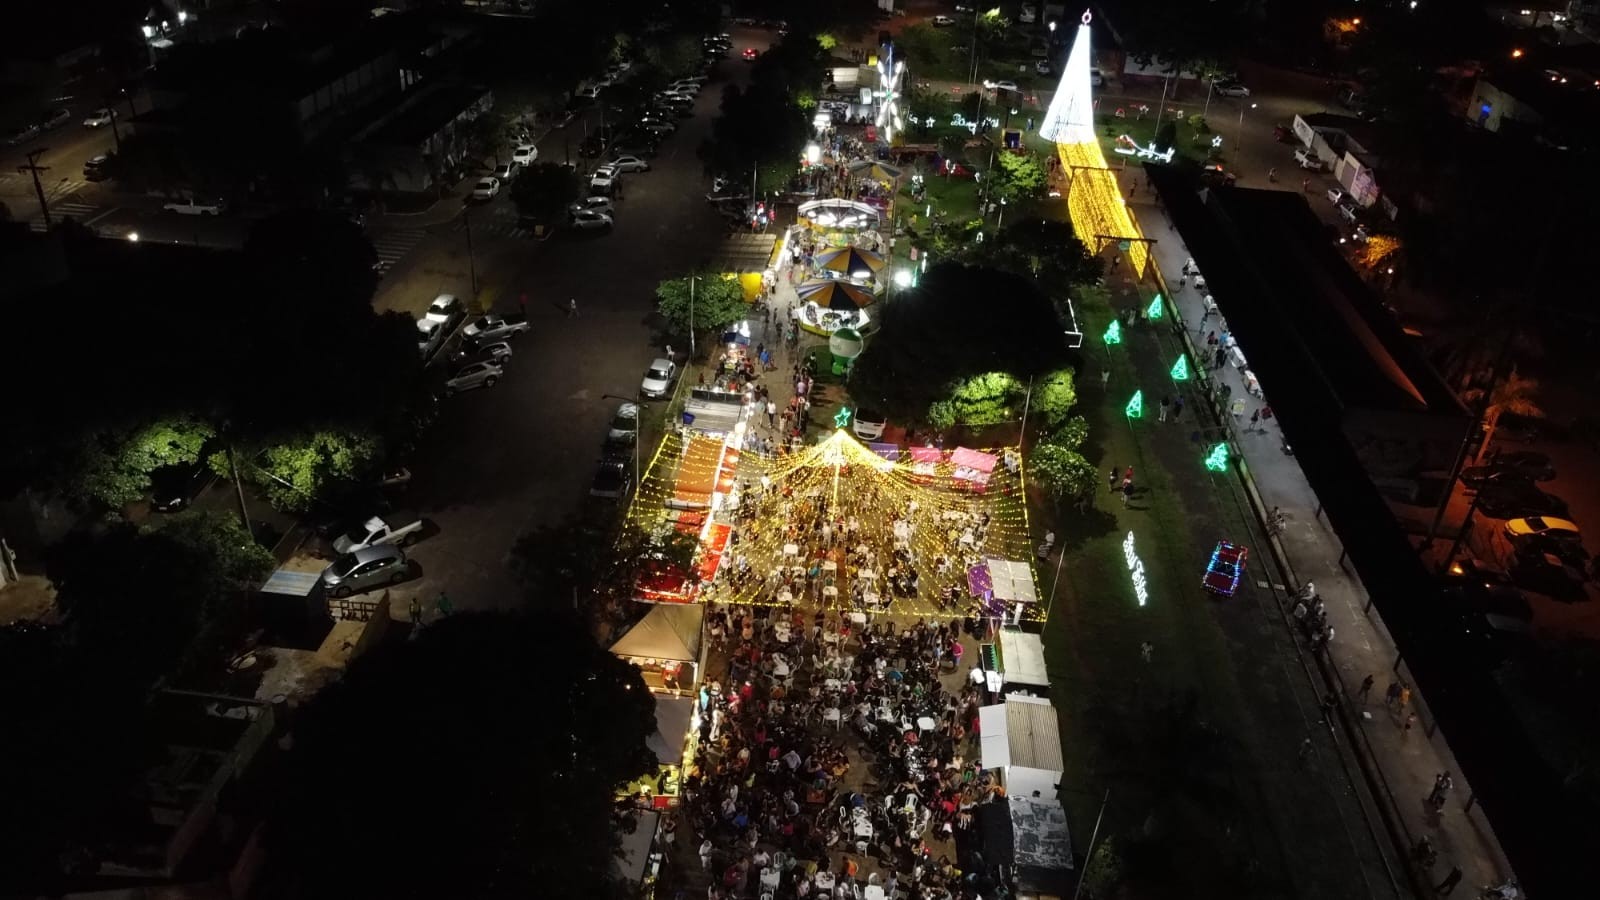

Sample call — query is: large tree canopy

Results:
[850,263,1072,421]
[266,611,656,900]
[656,272,750,339]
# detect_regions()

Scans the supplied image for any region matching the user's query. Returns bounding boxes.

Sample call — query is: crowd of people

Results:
[675,607,1014,900]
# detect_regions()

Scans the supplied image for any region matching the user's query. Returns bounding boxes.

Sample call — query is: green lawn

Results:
[1092,110,1224,166]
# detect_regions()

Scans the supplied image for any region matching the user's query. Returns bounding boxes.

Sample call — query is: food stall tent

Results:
[978,695,1064,801]
[997,628,1050,696]
[608,602,707,692]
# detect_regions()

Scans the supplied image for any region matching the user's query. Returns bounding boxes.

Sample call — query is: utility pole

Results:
[225,443,254,540]
[103,98,123,153]
[19,149,52,230]
[463,205,480,296]
[688,275,696,358]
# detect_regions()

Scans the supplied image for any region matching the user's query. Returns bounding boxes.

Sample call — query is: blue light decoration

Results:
[1171,354,1190,382]
[1125,389,1143,419]
[833,407,853,429]
[1146,293,1164,320]
[1204,442,1229,472]
[1202,540,1248,597]
[1103,319,1122,345]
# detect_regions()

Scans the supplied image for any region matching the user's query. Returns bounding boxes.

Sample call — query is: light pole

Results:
[688,275,696,359]
[1236,101,1257,165]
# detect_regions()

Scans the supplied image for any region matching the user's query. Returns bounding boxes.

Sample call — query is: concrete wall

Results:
[1466,79,1542,133]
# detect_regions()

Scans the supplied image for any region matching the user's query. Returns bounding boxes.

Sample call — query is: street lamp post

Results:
[688,275,696,359]
[1236,101,1257,166]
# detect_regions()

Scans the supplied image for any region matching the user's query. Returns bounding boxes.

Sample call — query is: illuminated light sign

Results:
[1125,389,1143,419]
[950,113,1002,134]
[1112,134,1177,164]
[1205,442,1229,472]
[834,407,853,429]
[1171,354,1190,381]
[1123,531,1149,606]
[1103,319,1122,345]
[1146,293,1164,320]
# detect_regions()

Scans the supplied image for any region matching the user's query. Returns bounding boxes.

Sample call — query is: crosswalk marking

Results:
[370,228,427,273]
[28,201,99,232]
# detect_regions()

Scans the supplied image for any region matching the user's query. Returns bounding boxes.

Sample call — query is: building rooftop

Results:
[357,81,490,147]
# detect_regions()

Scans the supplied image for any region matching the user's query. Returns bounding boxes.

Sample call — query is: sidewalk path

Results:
[1124,186,1514,894]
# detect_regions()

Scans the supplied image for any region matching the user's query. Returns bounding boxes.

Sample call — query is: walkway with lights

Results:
[1125,191,1516,895]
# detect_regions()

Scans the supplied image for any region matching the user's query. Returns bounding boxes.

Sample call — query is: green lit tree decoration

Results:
[1125,390,1143,419]
[834,407,853,429]
[1171,354,1190,382]
[1146,294,1165,320]
[1205,442,1229,472]
[1103,319,1122,346]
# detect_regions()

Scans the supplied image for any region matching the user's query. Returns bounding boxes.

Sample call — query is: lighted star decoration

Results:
[1125,390,1143,419]
[1205,442,1230,472]
[834,407,853,429]
[1146,294,1165,320]
[1170,354,1190,382]
[875,45,907,143]
[1103,319,1122,346]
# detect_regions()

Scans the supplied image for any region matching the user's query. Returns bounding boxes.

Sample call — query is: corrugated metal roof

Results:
[1004,696,1064,772]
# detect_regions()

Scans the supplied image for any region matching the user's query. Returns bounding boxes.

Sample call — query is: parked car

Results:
[471,176,500,200]
[423,293,465,329]
[608,155,650,173]
[1034,60,1052,75]
[1485,450,1556,481]
[742,47,759,61]
[7,122,40,145]
[640,357,677,398]
[163,197,226,215]
[417,318,447,358]
[579,135,608,157]
[320,545,409,597]
[637,117,676,135]
[988,80,1019,93]
[932,15,956,26]
[1293,148,1325,171]
[1335,197,1360,224]
[1503,516,1581,543]
[83,108,115,128]
[1509,547,1589,601]
[445,360,503,394]
[83,154,112,181]
[1214,80,1251,97]
[570,209,614,231]
[589,460,634,499]
[333,514,425,554]
[569,196,616,218]
[577,83,604,99]
[852,409,887,441]
[462,313,531,342]
[1478,483,1568,519]
[589,167,619,192]
[608,402,641,444]
[493,162,520,182]
[150,460,214,512]
[512,144,538,165]
[449,340,512,368]
[1089,68,1104,87]
[669,81,702,95]
[41,108,71,130]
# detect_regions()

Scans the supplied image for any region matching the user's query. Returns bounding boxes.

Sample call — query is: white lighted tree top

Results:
[1037,10,1099,145]
[875,45,907,143]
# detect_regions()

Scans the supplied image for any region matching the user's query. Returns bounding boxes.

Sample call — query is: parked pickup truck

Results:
[462,313,531,342]
[331,514,425,554]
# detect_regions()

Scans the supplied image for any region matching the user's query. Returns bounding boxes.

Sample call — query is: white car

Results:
[1035,60,1052,75]
[164,197,226,215]
[988,80,1019,94]
[932,15,956,26]
[608,155,650,173]
[569,196,615,218]
[668,81,701,95]
[417,318,446,358]
[493,162,519,182]
[570,209,614,231]
[423,294,463,328]
[1293,148,1325,171]
[445,360,503,395]
[640,358,677,398]
[590,167,619,191]
[471,176,500,200]
[1215,81,1251,98]
[83,108,115,128]
[852,409,887,441]
[576,83,603,99]
[512,144,538,165]
[1090,68,1104,87]
[608,402,641,443]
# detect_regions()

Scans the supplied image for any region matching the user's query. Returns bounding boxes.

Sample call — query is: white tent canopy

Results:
[612,809,660,888]
[609,603,704,663]
[998,629,1049,689]
[985,557,1039,605]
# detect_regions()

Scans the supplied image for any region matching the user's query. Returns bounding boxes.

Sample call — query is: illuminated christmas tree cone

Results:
[1037,11,1149,277]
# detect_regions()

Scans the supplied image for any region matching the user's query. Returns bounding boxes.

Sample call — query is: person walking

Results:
[1140,641,1153,662]
[1158,396,1169,422]
[1108,466,1119,491]
[1433,865,1462,895]
[1173,396,1184,420]
[766,400,777,428]
[1399,683,1412,711]
[665,344,674,360]
[1101,367,1110,388]
[435,589,454,617]
[1385,679,1402,708]
[567,297,579,317]
[1250,408,1261,429]
[1121,479,1134,507]
[1357,673,1375,703]
[408,596,423,626]
[519,292,528,318]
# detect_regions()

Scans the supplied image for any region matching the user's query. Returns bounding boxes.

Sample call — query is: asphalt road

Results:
[383,29,770,612]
